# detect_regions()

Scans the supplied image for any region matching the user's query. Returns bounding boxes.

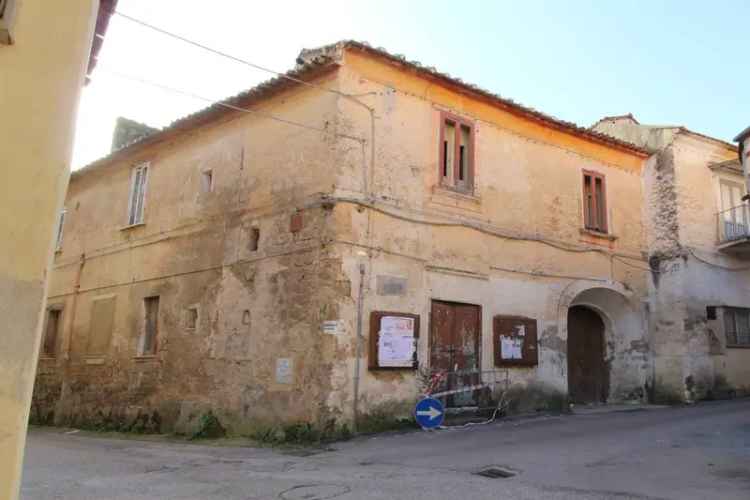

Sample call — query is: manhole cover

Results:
[474,466,517,479]
[279,484,350,499]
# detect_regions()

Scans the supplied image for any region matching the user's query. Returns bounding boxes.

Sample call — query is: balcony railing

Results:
[717,204,750,244]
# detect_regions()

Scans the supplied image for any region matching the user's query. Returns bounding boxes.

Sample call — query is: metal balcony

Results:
[717,204,750,254]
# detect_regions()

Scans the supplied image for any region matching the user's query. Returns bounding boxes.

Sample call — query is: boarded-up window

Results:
[439,112,474,193]
[493,315,538,367]
[369,311,420,370]
[583,170,607,233]
[140,296,160,355]
[43,309,61,357]
[86,296,116,355]
[127,163,149,226]
[185,306,198,330]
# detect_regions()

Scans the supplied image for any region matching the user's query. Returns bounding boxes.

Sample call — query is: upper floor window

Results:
[582,170,607,233]
[719,179,748,241]
[54,208,66,251]
[724,307,750,347]
[439,112,474,193]
[127,163,149,226]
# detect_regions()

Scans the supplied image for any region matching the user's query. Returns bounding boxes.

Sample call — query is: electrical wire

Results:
[107,8,372,110]
[687,247,750,271]
[93,65,365,143]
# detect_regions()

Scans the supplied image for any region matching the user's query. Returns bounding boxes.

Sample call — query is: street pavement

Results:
[21,399,750,499]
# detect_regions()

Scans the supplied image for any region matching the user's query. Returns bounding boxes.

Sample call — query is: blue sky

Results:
[75,0,749,166]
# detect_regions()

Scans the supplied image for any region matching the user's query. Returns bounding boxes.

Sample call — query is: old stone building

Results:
[31,41,744,435]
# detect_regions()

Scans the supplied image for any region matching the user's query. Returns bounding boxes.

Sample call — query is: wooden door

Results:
[567,306,607,404]
[430,301,481,407]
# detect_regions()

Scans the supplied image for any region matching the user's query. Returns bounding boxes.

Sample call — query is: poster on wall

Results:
[500,324,525,360]
[377,316,416,367]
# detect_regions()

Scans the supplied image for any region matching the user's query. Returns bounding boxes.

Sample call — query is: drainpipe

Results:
[64,253,86,362]
[352,261,366,433]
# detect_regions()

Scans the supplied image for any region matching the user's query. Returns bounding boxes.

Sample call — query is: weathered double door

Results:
[430,301,481,407]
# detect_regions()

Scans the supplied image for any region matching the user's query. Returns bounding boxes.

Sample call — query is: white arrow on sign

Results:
[416,405,442,420]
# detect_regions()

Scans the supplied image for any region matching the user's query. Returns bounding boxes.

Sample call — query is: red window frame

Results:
[582,170,608,233]
[438,112,475,193]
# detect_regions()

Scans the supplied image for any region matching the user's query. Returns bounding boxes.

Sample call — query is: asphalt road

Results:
[21,399,750,499]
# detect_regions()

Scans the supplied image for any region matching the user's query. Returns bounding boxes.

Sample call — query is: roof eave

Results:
[72,60,340,180]
[734,125,750,143]
[343,41,649,158]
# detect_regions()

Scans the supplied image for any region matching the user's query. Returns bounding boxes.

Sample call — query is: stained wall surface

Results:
[594,118,750,401]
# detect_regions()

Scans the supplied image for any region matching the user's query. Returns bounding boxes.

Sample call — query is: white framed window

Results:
[54,208,66,251]
[127,163,149,226]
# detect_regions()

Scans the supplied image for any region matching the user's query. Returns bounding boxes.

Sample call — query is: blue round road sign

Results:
[415,397,444,429]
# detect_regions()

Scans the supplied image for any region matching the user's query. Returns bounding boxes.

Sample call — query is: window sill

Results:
[119,222,146,232]
[580,228,617,241]
[38,356,56,361]
[84,357,105,365]
[133,354,158,361]
[433,185,481,203]
[726,344,750,349]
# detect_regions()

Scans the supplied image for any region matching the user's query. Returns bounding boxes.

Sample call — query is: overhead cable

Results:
[108,9,372,110]
[93,66,365,143]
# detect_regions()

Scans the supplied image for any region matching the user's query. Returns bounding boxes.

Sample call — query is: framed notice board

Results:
[369,311,420,370]
[493,315,538,367]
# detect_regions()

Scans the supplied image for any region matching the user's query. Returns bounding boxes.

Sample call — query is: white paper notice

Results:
[378,331,415,367]
[500,336,523,360]
[380,316,414,336]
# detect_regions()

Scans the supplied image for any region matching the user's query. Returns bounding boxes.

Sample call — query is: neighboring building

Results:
[735,125,750,193]
[0,1,114,498]
[35,41,724,437]
[594,115,750,401]
[111,117,159,152]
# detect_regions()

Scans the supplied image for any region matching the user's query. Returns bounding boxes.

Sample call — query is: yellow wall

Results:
[34,73,351,434]
[330,48,652,415]
[0,0,98,497]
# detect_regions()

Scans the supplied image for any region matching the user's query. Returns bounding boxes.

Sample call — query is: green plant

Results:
[190,410,226,440]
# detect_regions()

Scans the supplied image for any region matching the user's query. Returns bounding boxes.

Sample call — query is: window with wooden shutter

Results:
[493,315,538,367]
[140,296,160,356]
[42,308,62,357]
[582,170,607,233]
[439,112,475,193]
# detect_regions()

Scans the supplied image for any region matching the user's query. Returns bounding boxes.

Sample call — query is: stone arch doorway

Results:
[557,281,650,404]
[567,305,608,404]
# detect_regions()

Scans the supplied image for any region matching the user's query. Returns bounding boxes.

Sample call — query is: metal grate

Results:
[474,466,516,479]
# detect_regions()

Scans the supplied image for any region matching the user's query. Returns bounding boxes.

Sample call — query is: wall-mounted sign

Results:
[322,320,342,335]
